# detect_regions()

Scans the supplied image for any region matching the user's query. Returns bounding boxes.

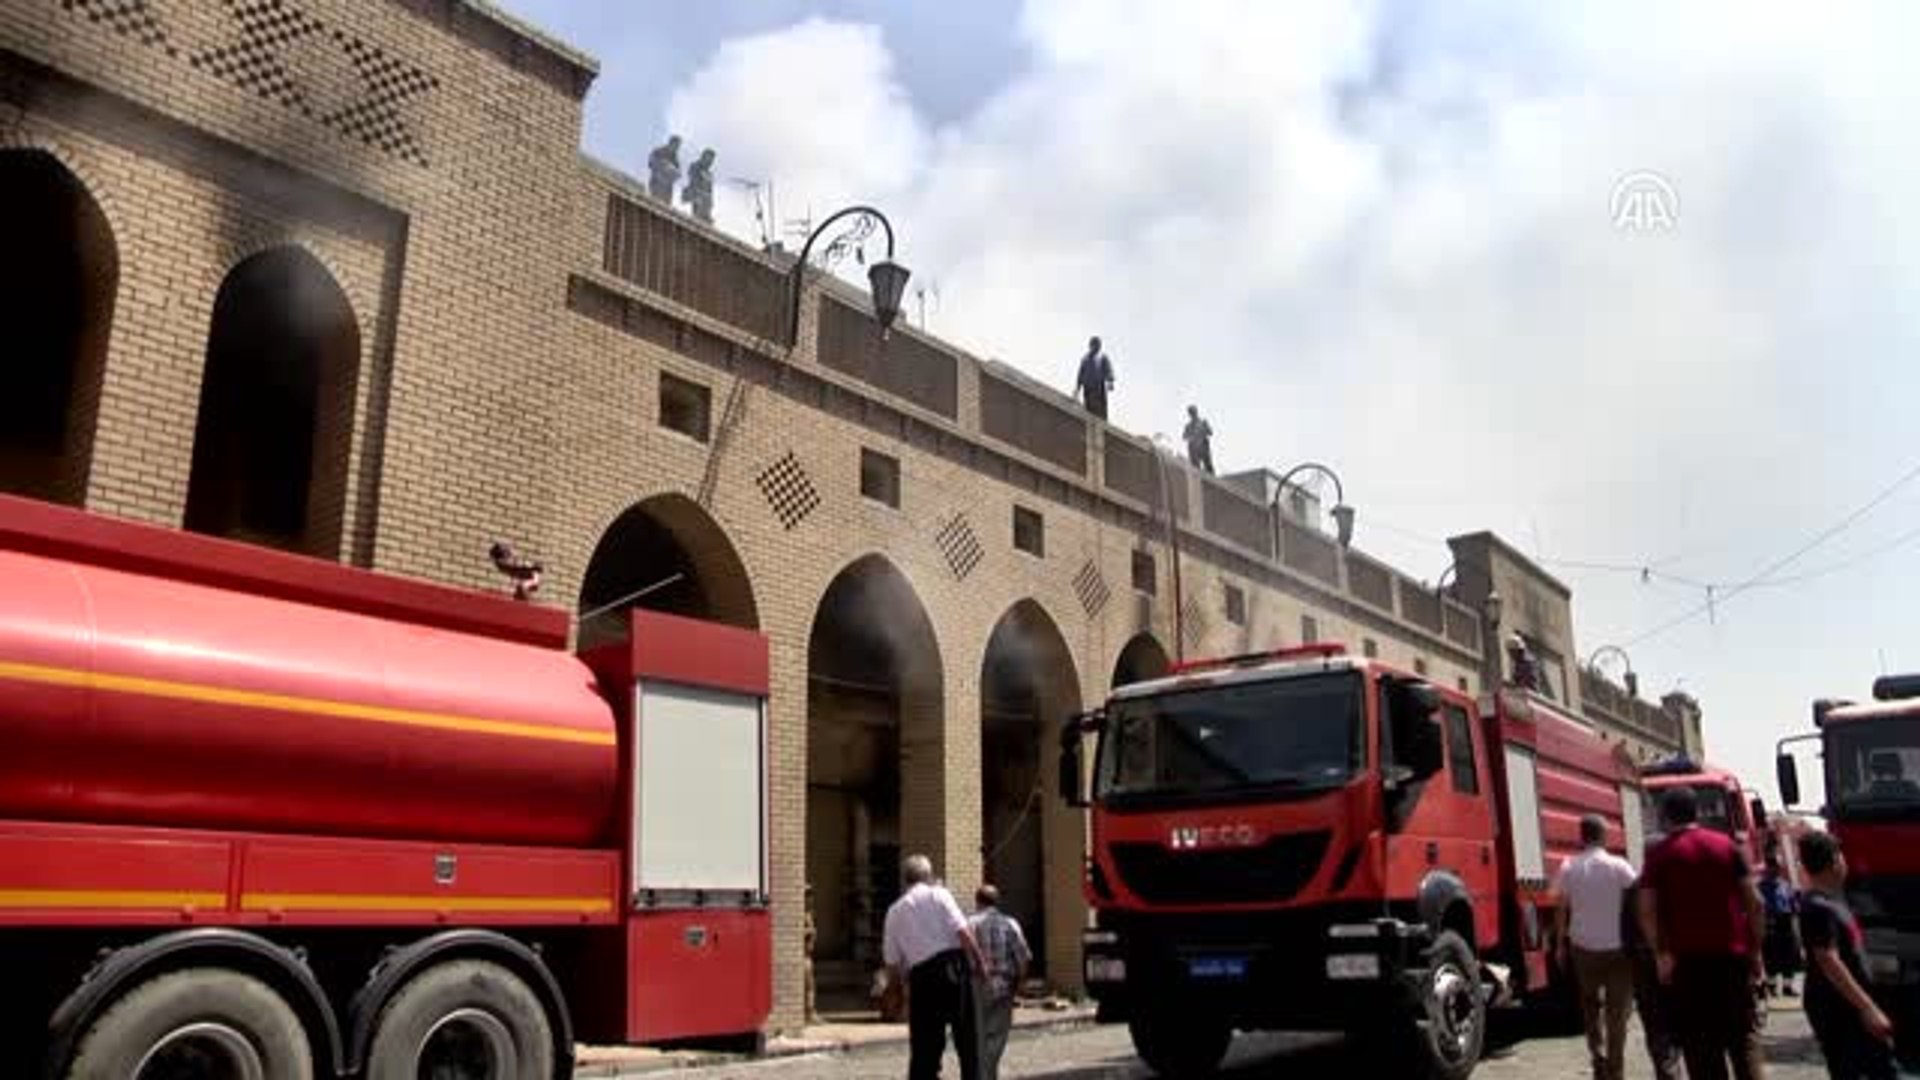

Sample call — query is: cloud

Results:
[664,18,927,239]
[654,0,1920,797]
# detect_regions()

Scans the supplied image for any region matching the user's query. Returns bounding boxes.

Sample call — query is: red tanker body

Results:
[1,546,617,847]
[0,494,774,1078]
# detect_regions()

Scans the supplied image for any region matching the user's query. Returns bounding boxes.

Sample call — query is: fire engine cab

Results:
[1059,642,1642,1078]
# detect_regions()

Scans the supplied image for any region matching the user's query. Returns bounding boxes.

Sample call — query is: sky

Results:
[501,0,1920,809]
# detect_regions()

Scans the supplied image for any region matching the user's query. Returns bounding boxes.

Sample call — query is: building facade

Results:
[1,0,1698,1032]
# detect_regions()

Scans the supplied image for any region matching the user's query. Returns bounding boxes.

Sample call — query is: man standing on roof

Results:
[1074,337,1115,420]
[1182,405,1215,475]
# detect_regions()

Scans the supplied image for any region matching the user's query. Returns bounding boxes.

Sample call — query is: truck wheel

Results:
[365,959,554,1080]
[65,968,313,1080]
[1128,1013,1231,1077]
[1406,930,1486,1080]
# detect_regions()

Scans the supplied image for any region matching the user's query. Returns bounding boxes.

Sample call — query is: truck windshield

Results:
[1693,783,1735,834]
[1094,671,1364,804]
[1830,717,1920,815]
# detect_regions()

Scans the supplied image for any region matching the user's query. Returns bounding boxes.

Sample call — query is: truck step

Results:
[1481,962,1514,1008]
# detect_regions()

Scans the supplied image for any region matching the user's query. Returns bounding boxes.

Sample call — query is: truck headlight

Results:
[1327,954,1382,980]
[1086,956,1127,983]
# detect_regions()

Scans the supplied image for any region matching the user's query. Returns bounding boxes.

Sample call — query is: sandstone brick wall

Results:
[0,0,1670,1040]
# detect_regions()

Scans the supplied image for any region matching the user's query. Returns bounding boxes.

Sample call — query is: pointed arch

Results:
[578,493,758,646]
[980,598,1084,990]
[805,554,945,1005]
[0,149,118,505]
[185,245,360,557]
[1112,631,1173,688]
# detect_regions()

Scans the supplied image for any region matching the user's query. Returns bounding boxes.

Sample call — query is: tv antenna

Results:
[728,176,778,251]
[913,282,940,331]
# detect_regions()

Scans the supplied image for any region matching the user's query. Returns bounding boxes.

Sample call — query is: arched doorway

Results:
[0,150,118,505]
[1112,632,1172,689]
[184,247,359,557]
[980,599,1083,991]
[577,494,758,647]
[806,555,943,1015]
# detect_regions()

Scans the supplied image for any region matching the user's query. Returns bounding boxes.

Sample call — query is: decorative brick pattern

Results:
[933,512,984,581]
[755,450,819,531]
[1073,559,1111,617]
[61,0,438,165]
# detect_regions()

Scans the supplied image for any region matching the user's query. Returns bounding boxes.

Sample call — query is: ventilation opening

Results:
[1224,583,1246,626]
[659,371,711,442]
[860,448,899,508]
[1013,505,1044,557]
[1131,550,1156,595]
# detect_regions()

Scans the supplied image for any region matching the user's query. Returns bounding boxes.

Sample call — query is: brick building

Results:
[0,0,1701,1033]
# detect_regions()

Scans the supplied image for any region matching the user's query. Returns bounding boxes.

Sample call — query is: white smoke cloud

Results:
[654,1,1920,798]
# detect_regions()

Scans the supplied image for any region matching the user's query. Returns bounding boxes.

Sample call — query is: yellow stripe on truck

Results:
[0,659,615,747]
[242,892,614,914]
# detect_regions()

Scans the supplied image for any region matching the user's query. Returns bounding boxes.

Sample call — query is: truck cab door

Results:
[1381,676,1499,947]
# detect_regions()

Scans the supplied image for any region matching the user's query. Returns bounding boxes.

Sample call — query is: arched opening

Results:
[806,555,943,1017]
[980,599,1083,991]
[184,247,359,557]
[0,150,118,505]
[578,494,758,646]
[1112,632,1172,689]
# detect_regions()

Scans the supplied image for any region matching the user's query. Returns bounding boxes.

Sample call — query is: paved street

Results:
[642,1002,1836,1079]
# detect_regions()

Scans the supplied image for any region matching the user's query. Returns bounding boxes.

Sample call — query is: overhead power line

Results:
[1619,457,1920,648]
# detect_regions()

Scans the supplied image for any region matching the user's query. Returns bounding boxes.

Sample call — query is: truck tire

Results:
[64,968,314,1080]
[1403,930,1486,1080]
[365,959,554,1080]
[1128,1012,1231,1077]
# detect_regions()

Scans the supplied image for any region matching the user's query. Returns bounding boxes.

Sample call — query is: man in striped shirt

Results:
[969,885,1032,1080]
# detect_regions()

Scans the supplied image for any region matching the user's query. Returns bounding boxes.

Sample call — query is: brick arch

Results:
[804,553,946,1001]
[0,147,119,506]
[577,492,759,644]
[184,245,359,558]
[1111,631,1173,689]
[979,597,1085,990]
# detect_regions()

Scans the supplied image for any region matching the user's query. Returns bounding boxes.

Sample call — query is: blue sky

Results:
[501,0,1920,809]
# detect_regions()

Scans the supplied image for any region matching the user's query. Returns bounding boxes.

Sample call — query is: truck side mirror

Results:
[1776,753,1800,808]
[1749,797,1767,832]
[1058,711,1099,809]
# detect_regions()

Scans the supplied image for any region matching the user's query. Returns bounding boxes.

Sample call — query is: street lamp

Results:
[784,205,910,348]
[1588,644,1640,699]
[1481,589,1505,690]
[1268,462,1353,554]
[1433,563,1459,601]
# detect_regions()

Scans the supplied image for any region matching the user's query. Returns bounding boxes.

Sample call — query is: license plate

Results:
[1187,955,1249,980]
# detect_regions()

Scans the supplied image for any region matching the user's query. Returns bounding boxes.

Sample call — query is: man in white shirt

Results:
[883,854,988,1080]
[1553,813,1641,1080]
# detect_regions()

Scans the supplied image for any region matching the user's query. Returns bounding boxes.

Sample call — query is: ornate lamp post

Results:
[1588,644,1640,699]
[1149,435,1189,663]
[784,205,910,348]
[1268,462,1354,555]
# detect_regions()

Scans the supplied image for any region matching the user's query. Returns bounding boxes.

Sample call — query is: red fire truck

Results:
[1640,756,1771,870]
[0,494,772,1079]
[1778,678,1920,1068]
[1058,642,1644,1078]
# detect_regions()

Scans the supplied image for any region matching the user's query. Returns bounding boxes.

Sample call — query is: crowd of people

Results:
[1553,788,1901,1080]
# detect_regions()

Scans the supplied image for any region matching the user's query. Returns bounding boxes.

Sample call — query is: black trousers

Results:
[1810,1008,1901,1080]
[909,949,980,1080]
[1668,956,1764,1080]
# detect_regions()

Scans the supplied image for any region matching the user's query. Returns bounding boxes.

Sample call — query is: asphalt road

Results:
[663,1002,1842,1079]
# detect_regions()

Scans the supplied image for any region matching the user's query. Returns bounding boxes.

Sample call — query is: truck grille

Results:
[1109,830,1332,905]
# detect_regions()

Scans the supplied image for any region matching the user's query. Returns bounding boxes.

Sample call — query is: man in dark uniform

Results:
[1074,337,1115,420]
